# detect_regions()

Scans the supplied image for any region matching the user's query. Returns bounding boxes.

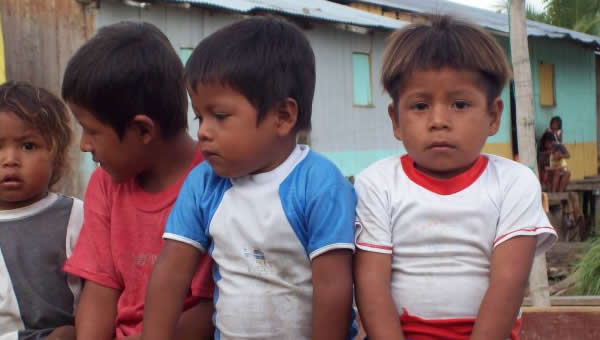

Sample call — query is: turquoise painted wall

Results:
[528,38,597,144]
[489,37,513,145]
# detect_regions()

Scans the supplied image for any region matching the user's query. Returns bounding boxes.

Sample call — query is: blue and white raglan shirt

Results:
[164,145,357,340]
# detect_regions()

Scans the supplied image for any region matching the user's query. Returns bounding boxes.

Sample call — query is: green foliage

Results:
[544,0,600,35]
[495,0,600,35]
[575,237,600,295]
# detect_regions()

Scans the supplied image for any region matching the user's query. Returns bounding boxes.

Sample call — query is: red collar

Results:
[401,154,488,195]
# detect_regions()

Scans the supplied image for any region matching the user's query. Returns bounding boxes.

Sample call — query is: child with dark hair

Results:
[538,130,570,192]
[142,17,356,340]
[354,16,557,340]
[61,21,213,340]
[549,116,563,143]
[0,81,82,340]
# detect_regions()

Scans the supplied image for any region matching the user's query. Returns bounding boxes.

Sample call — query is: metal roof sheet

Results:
[161,0,406,30]
[359,0,600,47]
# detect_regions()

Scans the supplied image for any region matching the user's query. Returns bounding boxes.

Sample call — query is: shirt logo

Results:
[243,248,273,276]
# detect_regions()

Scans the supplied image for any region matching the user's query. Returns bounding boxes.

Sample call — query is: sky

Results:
[448,0,545,12]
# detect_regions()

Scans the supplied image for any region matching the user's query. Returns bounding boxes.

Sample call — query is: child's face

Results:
[0,111,54,209]
[550,120,560,132]
[190,83,288,178]
[389,68,502,178]
[69,103,148,183]
[544,140,554,151]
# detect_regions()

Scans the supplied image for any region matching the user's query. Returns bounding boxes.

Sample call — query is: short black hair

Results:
[550,116,562,129]
[186,16,315,132]
[62,21,187,139]
[539,130,556,152]
[382,15,511,107]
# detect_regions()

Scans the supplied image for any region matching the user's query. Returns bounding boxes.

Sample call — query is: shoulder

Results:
[485,154,541,195]
[182,162,232,199]
[291,148,351,190]
[356,155,403,187]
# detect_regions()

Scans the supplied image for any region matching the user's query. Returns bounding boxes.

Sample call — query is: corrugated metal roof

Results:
[160,0,406,30]
[358,0,600,47]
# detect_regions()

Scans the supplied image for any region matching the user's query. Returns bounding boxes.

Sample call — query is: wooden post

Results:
[509,0,551,307]
[0,0,96,198]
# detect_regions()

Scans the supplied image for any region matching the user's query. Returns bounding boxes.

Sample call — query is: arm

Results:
[354,249,404,340]
[172,298,214,340]
[141,240,201,340]
[47,326,76,340]
[470,236,537,340]
[311,249,354,340]
[75,281,119,340]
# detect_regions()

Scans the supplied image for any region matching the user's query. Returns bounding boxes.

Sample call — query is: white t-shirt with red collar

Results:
[354,154,557,340]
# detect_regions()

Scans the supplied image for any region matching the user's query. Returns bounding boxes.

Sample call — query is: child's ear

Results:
[487,98,503,136]
[388,103,402,141]
[130,114,156,144]
[273,98,298,136]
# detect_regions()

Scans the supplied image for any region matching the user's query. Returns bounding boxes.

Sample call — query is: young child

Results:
[141,17,357,340]
[0,81,82,340]
[549,116,563,143]
[354,16,557,340]
[61,22,213,340]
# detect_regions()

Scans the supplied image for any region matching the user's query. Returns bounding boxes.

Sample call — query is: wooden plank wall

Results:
[0,0,96,198]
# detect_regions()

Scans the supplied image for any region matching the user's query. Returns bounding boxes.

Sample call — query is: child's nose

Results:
[1,149,20,167]
[197,122,213,142]
[429,105,450,130]
[79,134,93,153]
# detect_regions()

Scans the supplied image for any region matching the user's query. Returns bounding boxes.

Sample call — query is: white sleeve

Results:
[354,170,393,254]
[494,168,557,255]
[65,197,84,310]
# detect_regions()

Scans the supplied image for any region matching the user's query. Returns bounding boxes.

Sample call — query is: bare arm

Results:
[354,249,404,340]
[470,236,537,340]
[75,281,119,340]
[46,326,76,340]
[141,240,201,340]
[172,298,214,340]
[311,249,354,340]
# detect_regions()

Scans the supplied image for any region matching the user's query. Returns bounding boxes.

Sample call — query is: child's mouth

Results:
[427,142,455,150]
[0,175,23,188]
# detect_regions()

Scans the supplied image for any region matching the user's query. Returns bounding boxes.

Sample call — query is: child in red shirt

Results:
[61,22,213,340]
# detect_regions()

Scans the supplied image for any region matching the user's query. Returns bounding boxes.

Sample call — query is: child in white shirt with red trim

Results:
[354,15,557,340]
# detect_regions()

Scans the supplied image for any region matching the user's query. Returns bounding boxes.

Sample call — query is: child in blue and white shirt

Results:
[142,17,357,340]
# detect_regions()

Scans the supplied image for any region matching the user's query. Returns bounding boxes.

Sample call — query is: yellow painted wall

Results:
[482,142,514,160]
[0,13,5,83]
[564,142,598,180]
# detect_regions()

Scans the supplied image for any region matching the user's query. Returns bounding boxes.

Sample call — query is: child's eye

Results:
[452,100,470,110]
[214,112,229,120]
[411,102,428,111]
[22,142,37,151]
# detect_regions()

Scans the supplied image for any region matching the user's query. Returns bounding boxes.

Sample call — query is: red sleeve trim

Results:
[494,226,556,245]
[63,264,122,291]
[356,242,393,251]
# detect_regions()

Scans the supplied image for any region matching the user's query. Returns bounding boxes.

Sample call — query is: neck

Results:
[252,137,297,175]
[136,132,197,192]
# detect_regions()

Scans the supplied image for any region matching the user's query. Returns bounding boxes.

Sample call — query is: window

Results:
[352,52,373,107]
[538,62,555,107]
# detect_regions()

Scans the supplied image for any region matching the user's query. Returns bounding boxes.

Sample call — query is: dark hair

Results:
[186,16,316,132]
[382,15,511,106]
[62,21,187,139]
[538,130,556,152]
[0,81,72,186]
[550,116,562,129]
